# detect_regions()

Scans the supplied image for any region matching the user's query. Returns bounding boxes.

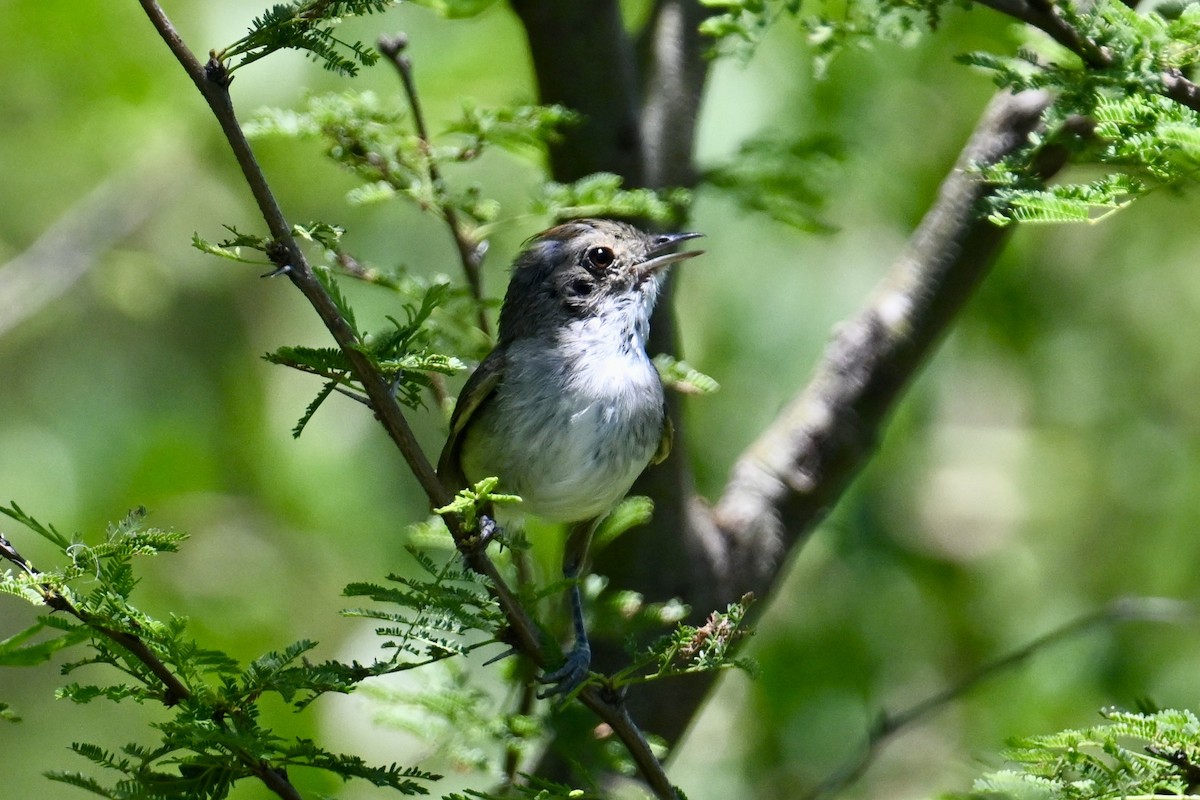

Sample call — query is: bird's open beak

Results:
[637,232,705,280]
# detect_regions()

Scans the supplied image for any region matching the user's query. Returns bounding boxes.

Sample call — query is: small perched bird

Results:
[438,218,704,696]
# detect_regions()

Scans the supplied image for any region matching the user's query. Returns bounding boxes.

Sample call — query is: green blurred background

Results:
[4,1,1200,798]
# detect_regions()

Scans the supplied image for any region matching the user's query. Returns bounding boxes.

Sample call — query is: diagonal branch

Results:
[802,596,1191,800]
[0,158,174,339]
[0,534,303,800]
[974,0,1112,67]
[612,89,1063,749]
[137,3,678,796]
[136,0,545,688]
[710,90,1058,599]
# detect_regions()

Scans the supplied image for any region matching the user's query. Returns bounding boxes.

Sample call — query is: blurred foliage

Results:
[3,0,1200,799]
[533,172,693,227]
[702,133,844,232]
[244,90,578,224]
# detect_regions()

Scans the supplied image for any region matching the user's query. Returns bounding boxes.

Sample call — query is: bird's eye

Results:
[585,246,615,270]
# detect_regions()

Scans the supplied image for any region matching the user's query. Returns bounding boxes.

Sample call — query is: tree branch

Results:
[607,89,1060,749]
[802,596,1191,800]
[0,533,304,800]
[0,158,173,339]
[136,0,552,683]
[973,0,1200,113]
[136,0,515,607]
[711,89,1056,597]
[509,0,643,182]
[377,33,490,336]
[137,3,679,796]
[974,0,1112,67]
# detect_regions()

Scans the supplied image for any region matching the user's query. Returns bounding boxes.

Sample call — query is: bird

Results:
[437,218,704,697]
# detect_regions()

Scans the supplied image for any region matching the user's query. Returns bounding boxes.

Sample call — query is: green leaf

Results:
[44,770,117,798]
[264,344,351,376]
[191,225,271,264]
[292,381,338,438]
[593,496,655,550]
[219,2,396,77]
[313,265,359,334]
[292,220,345,251]
[0,620,90,666]
[703,134,842,233]
[611,593,757,687]
[953,708,1200,800]
[0,501,72,549]
[434,477,522,532]
[445,102,580,156]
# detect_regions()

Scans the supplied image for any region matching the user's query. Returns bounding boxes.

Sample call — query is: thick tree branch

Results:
[974,0,1112,67]
[710,90,1056,597]
[638,0,711,190]
[612,90,1063,749]
[506,0,1077,773]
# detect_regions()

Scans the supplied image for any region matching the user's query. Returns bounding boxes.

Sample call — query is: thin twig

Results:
[377,33,490,336]
[136,4,678,797]
[0,537,195,708]
[3,538,306,800]
[802,596,1192,800]
[580,690,679,800]
[504,549,539,784]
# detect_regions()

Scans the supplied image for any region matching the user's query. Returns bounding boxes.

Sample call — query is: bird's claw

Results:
[536,642,592,701]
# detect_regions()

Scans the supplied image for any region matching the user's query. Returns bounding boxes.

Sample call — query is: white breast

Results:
[461,328,665,523]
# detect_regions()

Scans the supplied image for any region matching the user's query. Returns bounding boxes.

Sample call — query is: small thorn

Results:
[482,647,519,667]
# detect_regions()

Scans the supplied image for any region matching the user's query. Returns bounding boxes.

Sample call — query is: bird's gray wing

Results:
[437,350,506,492]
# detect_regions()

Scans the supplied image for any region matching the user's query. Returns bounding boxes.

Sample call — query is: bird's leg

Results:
[537,518,598,699]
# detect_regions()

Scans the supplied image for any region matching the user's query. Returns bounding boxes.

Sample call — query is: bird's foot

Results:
[536,641,592,702]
